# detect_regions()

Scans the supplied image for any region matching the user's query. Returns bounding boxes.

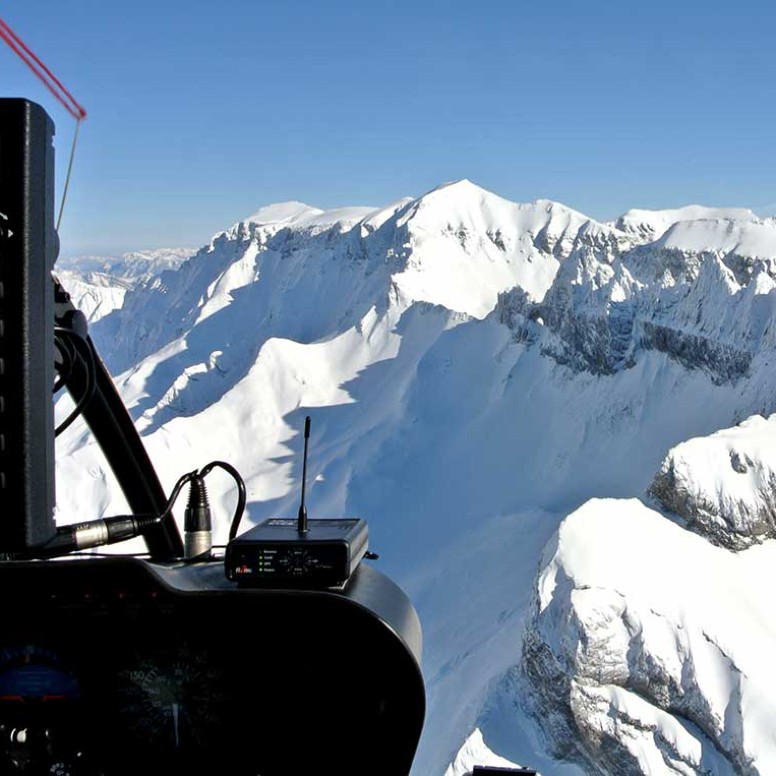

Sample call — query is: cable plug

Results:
[184,473,212,559]
[36,513,161,557]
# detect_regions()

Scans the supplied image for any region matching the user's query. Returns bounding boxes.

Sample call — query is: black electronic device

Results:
[225,515,369,586]
[0,98,58,550]
[225,416,369,587]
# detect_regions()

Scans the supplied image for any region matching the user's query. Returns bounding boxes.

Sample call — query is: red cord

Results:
[0,15,87,120]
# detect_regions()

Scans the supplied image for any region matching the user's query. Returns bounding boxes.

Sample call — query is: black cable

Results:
[33,464,243,560]
[53,334,75,393]
[59,329,96,429]
[199,460,247,542]
[54,327,97,436]
[159,470,199,521]
[32,470,199,559]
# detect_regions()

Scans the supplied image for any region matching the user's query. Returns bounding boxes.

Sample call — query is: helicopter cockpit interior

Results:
[0,97,425,776]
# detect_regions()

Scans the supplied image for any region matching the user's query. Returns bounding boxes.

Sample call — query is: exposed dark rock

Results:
[638,321,751,385]
[647,423,776,550]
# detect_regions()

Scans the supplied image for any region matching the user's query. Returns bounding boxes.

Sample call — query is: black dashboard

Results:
[0,556,425,775]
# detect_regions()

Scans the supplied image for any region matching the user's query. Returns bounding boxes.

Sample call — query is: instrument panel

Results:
[0,556,425,775]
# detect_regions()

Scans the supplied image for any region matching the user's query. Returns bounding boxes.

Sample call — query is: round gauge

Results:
[113,640,229,753]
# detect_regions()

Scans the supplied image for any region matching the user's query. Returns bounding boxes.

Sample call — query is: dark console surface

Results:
[0,556,425,775]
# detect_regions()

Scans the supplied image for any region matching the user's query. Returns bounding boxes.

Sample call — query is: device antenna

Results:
[297,416,311,535]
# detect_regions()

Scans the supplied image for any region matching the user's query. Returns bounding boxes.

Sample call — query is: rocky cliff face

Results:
[497,217,776,385]
[648,414,776,549]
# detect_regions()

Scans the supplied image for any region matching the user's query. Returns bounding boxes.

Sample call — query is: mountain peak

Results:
[405,179,519,229]
[430,177,483,194]
[418,178,503,207]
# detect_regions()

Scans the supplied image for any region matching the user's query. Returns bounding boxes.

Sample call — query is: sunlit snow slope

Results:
[56,180,776,775]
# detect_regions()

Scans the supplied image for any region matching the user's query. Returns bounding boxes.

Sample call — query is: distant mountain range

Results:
[55,246,197,322]
[55,180,776,775]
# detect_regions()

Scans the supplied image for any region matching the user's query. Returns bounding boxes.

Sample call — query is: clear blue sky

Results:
[3,1,775,257]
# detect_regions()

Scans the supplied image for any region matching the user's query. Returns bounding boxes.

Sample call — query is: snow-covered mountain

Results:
[54,180,776,775]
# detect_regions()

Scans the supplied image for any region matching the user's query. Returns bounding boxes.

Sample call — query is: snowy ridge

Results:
[656,216,776,259]
[240,199,383,235]
[92,180,618,377]
[243,200,324,226]
[615,205,756,244]
[56,182,776,776]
